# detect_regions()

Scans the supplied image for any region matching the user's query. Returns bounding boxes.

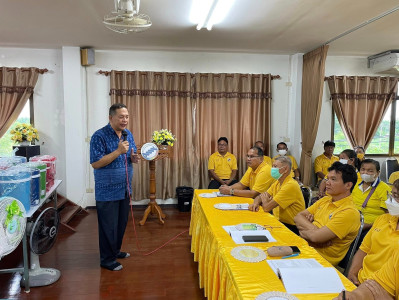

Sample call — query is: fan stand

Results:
[21,251,60,287]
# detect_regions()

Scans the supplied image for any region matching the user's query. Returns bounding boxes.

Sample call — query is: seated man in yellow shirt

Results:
[334,248,399,300]
[272,142,300,181]
[347,179,399,286]
[352,159,390,240]
[208,137,238,189]
[254,140,272,166]
[249,156,305,234]
[219,146,275,198]
[314,140,339,182]
[294,162,360,266]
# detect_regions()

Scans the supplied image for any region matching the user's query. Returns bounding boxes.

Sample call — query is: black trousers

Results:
[208,179,238,189]
[96,196,130,265]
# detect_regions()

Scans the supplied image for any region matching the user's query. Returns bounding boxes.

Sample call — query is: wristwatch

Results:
[230,189,234,195]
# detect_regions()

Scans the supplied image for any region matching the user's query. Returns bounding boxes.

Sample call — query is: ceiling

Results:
[1,0,399,56]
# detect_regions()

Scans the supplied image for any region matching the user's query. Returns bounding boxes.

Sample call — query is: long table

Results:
[189,190,356,300]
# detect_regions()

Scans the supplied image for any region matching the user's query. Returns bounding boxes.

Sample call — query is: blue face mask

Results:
[271,167,282,180]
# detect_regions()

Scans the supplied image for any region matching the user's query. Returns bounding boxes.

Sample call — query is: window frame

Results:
[331,97,398,157]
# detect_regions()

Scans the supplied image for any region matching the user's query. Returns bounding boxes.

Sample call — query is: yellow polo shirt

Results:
[314,154,339,175]
[240,160,275,193]
[389,171,399,185]
[208,152,237,179]
[358,214,399,283]
[371,248,399,299]
[307,195,360,266]
[267,176,305,225]
[352,179,391,224]
[263,155,272,166]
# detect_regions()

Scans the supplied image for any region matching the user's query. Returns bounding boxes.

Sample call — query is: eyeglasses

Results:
[218,143,227,146]
[247,155,260,159]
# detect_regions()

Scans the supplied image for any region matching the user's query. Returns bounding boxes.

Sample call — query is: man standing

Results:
[219,147,275,198]
[272,142,300,181]
[90,103,139,271]
[314,140,339,182]
[208,137,238,189]
[294,162,360,266]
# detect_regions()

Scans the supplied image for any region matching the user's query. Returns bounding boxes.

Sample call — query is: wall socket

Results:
[86,188,94,193]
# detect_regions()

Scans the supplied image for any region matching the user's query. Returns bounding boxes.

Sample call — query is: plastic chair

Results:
[385,158,399,182]
[300,185,312,208]
[338,213,365,276]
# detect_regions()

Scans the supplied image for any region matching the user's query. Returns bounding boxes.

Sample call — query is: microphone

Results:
[122,130,128,141]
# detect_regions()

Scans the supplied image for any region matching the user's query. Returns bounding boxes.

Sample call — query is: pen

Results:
[282,253,299,259]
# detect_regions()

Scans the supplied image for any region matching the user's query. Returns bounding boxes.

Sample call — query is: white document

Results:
[266,258,323,276]
[227,229,276,244]
[277,267,345,294]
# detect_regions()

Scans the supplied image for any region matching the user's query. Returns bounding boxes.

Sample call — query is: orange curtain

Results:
[327,76,398,149]
[0,67,40,138]
[109,71,272,200]
[193,73,272,188]
[299,45,329,186]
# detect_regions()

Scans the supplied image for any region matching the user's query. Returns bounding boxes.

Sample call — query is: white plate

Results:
[235,223,264,231]
[230,246,266,263]
[199,192,217,198]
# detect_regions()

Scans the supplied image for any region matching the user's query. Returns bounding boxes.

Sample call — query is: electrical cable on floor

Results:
[124,151,189,256]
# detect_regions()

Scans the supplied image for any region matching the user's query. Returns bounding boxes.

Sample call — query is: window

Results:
[333,99,397,156]
[0,98,33,156]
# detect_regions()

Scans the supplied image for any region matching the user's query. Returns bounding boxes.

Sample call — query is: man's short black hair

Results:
[218,137,228,144]
[328,162,358,192]
[109,103,127,116]
[324,140,336,148]
[277,142,287,149]
[251,146,264,157]
[360,158,380,172]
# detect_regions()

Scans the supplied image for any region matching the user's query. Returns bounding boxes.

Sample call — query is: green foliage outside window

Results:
[0,117,30,156]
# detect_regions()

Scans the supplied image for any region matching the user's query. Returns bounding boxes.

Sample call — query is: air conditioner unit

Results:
[368,50,399,74]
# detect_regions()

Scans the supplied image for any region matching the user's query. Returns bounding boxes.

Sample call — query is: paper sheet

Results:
[277,267,345,294]
[266,258,323,276]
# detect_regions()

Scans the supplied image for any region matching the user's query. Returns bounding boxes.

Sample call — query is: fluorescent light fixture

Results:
[189,0,234,31]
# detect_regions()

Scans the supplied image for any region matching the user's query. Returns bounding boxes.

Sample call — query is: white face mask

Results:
[278,149,287,156]
[339,159,348,164]
[385,196,399,217]
[361,173,375,183]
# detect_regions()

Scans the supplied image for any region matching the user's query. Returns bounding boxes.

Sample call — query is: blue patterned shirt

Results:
[90,123,137,201]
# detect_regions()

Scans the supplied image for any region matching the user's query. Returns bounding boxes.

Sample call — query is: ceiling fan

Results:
[103,0,152,34]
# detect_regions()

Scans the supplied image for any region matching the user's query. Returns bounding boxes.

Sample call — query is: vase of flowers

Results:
[10,123,39,145]
[151,129,176,150]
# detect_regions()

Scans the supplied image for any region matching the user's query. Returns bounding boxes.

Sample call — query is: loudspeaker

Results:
[80,48,95,66]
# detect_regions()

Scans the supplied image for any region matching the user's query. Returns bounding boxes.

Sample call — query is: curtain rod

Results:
[310,5,399,53]
[5,68,48,74]
[99,70,280,79]
[324,76,398,81]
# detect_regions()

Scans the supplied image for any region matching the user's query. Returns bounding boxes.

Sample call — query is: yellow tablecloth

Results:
[189,189,356,300]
